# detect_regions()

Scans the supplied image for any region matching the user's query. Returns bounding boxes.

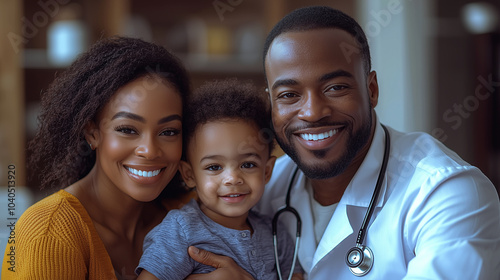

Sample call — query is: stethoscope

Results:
[272,125,390,278]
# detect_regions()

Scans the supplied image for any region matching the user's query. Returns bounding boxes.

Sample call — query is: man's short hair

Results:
[263,6,371,75]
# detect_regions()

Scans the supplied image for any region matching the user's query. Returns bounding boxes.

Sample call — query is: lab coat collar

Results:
[340,120,388,208]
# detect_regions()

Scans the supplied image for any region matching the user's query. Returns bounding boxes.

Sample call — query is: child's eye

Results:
[115,126,137,135]
[160,129,180,137]
[206,165,222,171]
[241,162,256,169]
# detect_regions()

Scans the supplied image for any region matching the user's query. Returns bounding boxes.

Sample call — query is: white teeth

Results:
[126,167,161,178]
[300,129,338,141]
[228,194,240,197]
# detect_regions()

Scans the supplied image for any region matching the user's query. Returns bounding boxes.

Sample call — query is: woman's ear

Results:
[84,121,100,150]
[264,155,277,184]
[179,160,197,189]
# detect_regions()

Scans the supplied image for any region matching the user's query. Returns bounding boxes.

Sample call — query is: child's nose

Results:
[223,169,244,186]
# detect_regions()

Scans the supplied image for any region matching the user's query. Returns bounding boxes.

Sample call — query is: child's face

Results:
[180,119,276,229]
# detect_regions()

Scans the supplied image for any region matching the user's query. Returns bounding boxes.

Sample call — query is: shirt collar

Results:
[340,119,388,208]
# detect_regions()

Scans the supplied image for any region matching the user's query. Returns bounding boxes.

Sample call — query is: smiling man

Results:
[187,6,500,280]
[254,5,500,280]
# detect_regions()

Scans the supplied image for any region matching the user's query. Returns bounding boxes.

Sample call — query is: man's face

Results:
[265,28,379,179]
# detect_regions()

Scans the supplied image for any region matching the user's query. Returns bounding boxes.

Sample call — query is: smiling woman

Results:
[1,37,192,280]
[84,76,184,203]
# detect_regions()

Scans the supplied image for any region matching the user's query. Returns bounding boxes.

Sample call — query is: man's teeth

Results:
[126,167,161,177]
[300,129,338,141]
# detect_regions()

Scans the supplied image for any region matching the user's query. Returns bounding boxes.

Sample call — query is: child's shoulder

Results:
[160,199,203,226]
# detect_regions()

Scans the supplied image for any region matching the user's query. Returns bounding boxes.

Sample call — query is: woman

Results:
[1,36,192,279]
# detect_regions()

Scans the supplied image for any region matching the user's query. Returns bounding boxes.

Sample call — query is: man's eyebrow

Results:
[111,111,145,122]
[319,70,353,82]
[271,70,354,91]
[271,79,298,91]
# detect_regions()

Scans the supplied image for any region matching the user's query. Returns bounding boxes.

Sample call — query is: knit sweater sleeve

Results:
[3,235,88,279]
[2,190,116,280]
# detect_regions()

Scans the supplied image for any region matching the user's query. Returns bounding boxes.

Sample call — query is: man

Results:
[188,6,500,279]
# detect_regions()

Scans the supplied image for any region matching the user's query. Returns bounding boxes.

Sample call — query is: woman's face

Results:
[87,75,183,202]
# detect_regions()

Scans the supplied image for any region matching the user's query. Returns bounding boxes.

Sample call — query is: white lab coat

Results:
[255,121,500,279]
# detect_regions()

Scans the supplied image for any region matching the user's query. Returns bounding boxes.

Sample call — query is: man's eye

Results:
[277,92,298,99]
[327,85,348,91]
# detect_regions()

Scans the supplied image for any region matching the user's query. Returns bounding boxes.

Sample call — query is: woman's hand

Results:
[184,246,255,280]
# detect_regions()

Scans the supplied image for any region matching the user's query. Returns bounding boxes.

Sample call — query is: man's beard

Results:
[275,111,372,180]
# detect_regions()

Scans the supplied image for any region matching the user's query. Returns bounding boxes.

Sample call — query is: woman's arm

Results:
[185,246,255,280]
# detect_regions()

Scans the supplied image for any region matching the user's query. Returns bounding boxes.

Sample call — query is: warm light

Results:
[461,2,499,34]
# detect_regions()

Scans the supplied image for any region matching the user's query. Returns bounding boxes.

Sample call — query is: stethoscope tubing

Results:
[355,124,390,246]
[272,167,301,280]
[273,124,390,278]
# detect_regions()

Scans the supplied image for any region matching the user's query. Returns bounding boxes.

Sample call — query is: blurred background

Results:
[0,0,499,219]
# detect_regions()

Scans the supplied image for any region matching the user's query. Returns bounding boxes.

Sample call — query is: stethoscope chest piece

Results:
[346,245,374,277]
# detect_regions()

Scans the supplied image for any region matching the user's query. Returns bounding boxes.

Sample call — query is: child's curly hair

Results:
[183,78,274,158]
[29,36,190,197]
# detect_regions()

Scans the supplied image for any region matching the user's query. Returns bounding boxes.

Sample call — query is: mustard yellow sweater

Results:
[2,190,116,279]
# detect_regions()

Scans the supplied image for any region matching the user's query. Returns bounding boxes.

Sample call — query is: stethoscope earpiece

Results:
[346,245,374,277]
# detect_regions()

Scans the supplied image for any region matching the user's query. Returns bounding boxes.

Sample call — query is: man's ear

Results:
[367,70,379,109]
[264,155,277,184]
[179,160,197,189]
[84,121,100,149]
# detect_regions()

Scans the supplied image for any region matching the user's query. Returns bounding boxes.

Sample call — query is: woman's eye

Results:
[115,126,137,135]
[160,129,180,136]
[206,165,222,171]
[241,162,256,169]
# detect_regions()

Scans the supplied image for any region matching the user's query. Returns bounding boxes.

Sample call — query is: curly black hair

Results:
[29,36,190,197]
[263,6,371,75]
[183,78,274,158]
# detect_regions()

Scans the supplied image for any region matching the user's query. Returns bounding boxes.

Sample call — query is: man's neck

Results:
[309,161,360,206]
[310,120,376,206]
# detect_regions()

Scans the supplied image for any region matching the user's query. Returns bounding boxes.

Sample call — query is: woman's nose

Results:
[135,136,161,160]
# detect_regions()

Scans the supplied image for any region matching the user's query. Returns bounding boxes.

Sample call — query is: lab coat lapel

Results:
[341,122,388,210]
[270,171,317,273]
[311,122,389,268]
[313,203,353,267]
